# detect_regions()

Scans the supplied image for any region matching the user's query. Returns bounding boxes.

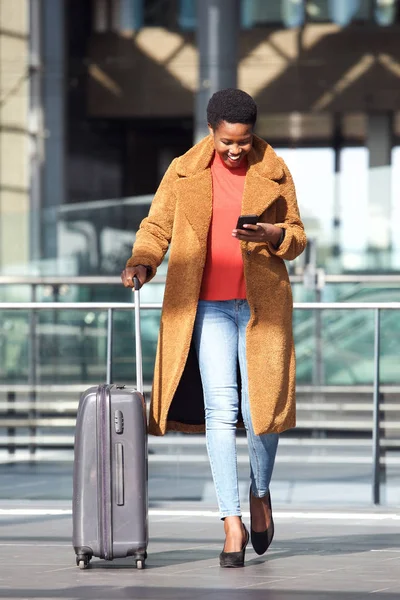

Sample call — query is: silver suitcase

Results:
[72,279,148,569]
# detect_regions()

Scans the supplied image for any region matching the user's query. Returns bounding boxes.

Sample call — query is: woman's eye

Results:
[221,140,250,146]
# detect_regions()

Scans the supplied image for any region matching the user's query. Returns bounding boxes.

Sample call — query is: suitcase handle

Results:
[133,277,143,395]
[106,277,143,391]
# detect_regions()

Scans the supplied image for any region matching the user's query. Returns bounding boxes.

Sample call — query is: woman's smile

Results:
[209,121,253,169]
[226,152,243,165]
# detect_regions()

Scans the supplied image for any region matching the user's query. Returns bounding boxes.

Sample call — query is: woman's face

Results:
[208,121,253,169]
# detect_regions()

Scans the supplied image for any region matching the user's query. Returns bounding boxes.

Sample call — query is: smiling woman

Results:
[122,87,307,568]
[210,122,253,169]
[207,89,256,169]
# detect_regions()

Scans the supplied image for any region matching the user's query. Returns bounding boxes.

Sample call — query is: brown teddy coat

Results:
[126,134,307,436]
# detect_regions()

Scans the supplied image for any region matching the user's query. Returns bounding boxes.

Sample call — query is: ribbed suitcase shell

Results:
[72,383,148,567]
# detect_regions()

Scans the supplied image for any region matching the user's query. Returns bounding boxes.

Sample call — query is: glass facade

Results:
[1,135,399,389]
[1,293,399,389]
[276,143,399,273]
[0,0,399,511]
[93,0,400,32]
[1,138,397,278]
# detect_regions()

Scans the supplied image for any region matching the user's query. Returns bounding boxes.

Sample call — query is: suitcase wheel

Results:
[76,555,90,570]
[136,559,145,570]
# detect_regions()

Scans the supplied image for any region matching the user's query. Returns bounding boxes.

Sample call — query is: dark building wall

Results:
[67,15,400,201]
[66,2,193,199]
[86,24,400,118]
[67,0,125,203]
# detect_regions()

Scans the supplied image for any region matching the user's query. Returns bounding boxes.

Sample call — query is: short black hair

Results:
[207,88,257,130]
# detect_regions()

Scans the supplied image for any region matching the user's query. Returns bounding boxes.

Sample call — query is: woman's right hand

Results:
[120,265,148,289]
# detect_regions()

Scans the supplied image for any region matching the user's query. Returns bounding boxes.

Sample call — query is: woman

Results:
[121,88,306,568]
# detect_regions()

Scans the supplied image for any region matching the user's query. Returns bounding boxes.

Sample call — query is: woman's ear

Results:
[207,124,214,136]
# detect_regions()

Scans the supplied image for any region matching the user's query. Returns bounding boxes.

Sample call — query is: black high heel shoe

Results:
[250,489,274,556]
[219,524,249,568]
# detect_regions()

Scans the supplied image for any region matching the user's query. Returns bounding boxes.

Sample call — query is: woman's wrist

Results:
[268,225,284,247]
[273,228,285,249]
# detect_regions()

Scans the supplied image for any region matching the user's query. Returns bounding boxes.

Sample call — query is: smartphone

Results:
[236,214,259,230]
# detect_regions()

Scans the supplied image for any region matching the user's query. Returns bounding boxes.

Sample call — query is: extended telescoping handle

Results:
[133,277,143,395]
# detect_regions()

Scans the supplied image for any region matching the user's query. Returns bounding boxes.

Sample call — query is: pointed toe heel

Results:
[219,525,249,568]
[250,489,274,556]
[250,526,274,556]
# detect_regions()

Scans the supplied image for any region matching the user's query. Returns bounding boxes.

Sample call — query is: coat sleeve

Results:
[126,158,178,281]
[267,159,307,261]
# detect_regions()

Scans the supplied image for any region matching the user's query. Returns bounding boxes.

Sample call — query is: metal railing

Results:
[0,300,399,504]
[0,273,400,287]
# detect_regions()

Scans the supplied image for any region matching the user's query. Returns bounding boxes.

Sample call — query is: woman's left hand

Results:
[232,222,282,245]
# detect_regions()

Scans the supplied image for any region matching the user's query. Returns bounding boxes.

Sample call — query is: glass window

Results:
[241,0,283,28]
[277,148,335,268]
[93,0,397,33]
[338,147,369,270]
[278,145,397,273]
[375,0,398,26]
[241,0,373,29]
[94,0,399,32]
[93,0,180,32]
[271,144,399,273]
[119,0,144,31]
[178,0,196,30]
[307,0,371,24]
[282,0,306,27]
[391,146,400,269]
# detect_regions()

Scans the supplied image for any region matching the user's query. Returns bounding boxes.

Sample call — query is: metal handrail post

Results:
[372,308,381,505]
[28,284,38,456]
[7,391,15,455]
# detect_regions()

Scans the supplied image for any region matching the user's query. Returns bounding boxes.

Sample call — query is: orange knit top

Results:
[199,152,248,301]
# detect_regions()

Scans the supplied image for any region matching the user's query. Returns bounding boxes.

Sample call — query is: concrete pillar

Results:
[42,0,66,261]
[0,0,30,271]
[367,113,392,268]
[195,0,240,143]
[28,0,43,264]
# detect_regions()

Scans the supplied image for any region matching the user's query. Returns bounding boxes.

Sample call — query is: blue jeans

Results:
[193,299,279,519]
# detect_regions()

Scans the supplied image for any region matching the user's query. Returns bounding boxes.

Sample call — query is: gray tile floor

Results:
[0,503,399,599]
[1,438,400,599]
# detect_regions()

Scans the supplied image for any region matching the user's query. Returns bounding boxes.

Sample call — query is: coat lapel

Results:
[174,136,214,245]
[241,167,280,217]
[241,136,284,217]
[175,171,212,246]
[174,133,285,241]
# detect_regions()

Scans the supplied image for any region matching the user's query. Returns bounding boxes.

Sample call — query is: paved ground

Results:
[0,437,399,599]
[0,502,399,599]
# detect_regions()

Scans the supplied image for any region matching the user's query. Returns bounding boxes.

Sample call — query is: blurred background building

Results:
[1,0,400,277]
[0,0,399,506]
